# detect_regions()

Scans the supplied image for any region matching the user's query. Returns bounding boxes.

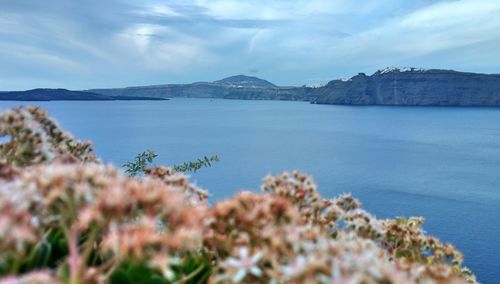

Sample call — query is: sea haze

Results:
[1,99,499,283]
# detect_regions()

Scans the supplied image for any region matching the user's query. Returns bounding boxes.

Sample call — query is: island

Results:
[89,75,315,101]
[3,68,500,106]
[0,88,166,101]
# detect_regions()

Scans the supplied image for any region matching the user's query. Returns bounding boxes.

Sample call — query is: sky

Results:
[1,0,500,90]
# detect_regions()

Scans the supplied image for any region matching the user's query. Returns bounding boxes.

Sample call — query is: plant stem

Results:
[78,226,99,273]
[173,263,206,284]
[66,227,80,284]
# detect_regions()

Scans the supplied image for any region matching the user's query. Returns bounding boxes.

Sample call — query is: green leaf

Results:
[123,150,158,176]
[110,261,168,284]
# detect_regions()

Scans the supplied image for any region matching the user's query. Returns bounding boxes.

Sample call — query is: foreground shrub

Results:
[0,106,478,284]
[0,106,95,167]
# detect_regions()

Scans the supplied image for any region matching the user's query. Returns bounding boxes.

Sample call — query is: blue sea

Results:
[1,99,499,283]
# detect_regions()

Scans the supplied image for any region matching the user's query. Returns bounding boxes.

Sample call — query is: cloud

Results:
[112,23,215,70]
[325,0,500,72]
[0,0,499,90]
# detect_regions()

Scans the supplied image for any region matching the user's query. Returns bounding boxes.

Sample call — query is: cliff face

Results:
[312,68,500,106]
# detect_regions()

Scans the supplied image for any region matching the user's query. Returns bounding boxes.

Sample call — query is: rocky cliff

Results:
[312,68,500,106]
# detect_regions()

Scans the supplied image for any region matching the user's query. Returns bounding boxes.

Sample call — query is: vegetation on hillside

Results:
[0,106,478,283]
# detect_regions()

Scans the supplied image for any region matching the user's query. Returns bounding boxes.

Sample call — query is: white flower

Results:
[282,255,307,279]
[224,247,263,282]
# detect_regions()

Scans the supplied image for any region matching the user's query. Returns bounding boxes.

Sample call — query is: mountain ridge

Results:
[3,68,500,106]
[87,74,308,100]
[86,68,500,106]
[213,75,277,88]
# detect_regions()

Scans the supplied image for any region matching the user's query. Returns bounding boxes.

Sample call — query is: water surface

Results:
[1,99,499,283]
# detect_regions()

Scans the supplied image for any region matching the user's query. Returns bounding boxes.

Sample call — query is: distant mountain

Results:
[311,68,500,106]
[88,75,314,101]
[214,75,277,88]
[0,88,166,101]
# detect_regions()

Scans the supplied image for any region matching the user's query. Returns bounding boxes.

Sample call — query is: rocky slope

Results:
[312,68,500,106]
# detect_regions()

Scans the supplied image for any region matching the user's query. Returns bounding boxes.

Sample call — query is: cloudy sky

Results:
[1,0,500,90]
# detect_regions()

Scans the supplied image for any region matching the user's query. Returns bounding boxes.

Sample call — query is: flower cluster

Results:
[0,107,478,284]
[208,171,477,283]
[145,166,209,206]
[204,191,302,258]
[204,189,405,283]
[0,161,19,182]
[0,106,95,168]
[262,171,361,233]
[0,163,205,283]
[381,217,464,268]
[0,185,38,256]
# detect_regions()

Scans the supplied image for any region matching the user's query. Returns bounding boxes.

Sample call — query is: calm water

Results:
[1,99,499,283]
